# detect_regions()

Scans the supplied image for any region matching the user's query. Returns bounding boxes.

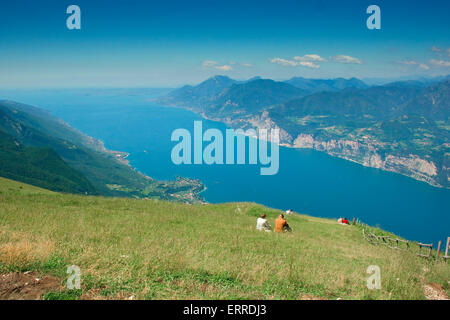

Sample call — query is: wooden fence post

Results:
[444,237,450,261]
[435,241,441,263]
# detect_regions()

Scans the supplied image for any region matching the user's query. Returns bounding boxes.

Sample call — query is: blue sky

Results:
[0,0,449,88]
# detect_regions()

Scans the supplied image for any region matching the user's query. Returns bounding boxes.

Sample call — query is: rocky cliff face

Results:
[292,133,441,187]
[228,115,443,190]
[213,111,445,187]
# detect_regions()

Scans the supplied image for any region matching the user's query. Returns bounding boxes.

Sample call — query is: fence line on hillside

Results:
[361,228,449,263]
[362,228,410,250]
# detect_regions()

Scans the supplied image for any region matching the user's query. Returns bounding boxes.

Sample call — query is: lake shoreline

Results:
[158,102,446,190]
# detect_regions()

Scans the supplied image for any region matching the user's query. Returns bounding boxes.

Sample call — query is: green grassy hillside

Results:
[0,130,96,194]
[0,177,448,300]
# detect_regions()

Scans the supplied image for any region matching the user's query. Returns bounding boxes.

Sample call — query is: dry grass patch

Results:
[0,229,55,266]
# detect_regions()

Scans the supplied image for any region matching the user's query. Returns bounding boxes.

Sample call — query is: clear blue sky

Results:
[0,0,449,88]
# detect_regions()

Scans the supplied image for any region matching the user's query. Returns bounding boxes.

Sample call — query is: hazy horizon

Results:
[1,0,449,88]
[1,73,449,91]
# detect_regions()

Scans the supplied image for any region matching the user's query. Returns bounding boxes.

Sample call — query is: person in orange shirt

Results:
[274,214,292,233]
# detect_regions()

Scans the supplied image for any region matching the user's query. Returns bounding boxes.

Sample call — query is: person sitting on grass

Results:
[274,214,292,233]
[256,214,272,232]
[338,217,350,225]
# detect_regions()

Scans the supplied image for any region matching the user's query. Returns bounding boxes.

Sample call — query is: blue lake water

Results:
[1,88,449,246]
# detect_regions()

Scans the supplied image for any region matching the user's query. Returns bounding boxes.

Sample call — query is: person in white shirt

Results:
[256,214,272,232]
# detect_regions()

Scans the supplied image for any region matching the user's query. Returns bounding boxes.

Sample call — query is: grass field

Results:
[0,177,448,300]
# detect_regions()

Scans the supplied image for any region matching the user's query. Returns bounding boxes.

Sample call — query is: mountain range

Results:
[158,75,368,112]
[157,75,450,188]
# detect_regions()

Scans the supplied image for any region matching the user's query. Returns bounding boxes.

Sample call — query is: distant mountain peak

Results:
[246,76,262,82]
[284,76,368,92]
[206,75,235,82]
